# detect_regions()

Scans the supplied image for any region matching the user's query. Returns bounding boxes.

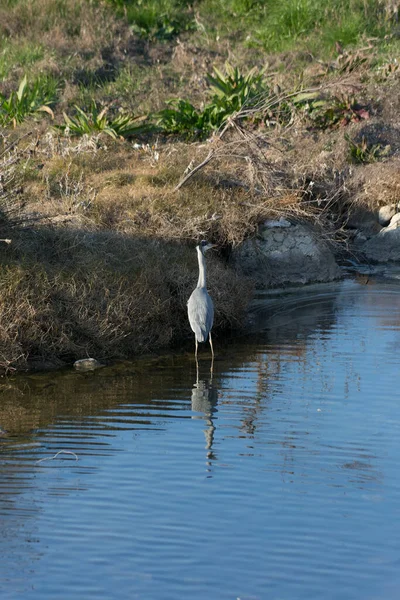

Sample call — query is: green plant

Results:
[198,0,393,57]
[106,0,194,39]
[206,63,266,121]
[308,93,370,129]
[156,64,267,137]
[0,74,58,126]
[0,41,46,80]
[345,134,390,164]
[56,103,150,139]
[155,99,211,137]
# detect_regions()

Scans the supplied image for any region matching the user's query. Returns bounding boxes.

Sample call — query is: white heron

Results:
[187,240,215,358]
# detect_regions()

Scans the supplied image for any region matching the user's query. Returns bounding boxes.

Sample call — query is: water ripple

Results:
[2,279,400,599]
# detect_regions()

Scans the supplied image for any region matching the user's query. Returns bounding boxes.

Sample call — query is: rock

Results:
[362,226,400,262]
[378,204,398,226]
[346,206,382,237]
[232,223,341,288]
[388,212,400,229]
[262,217,292,229]
[73,358,103,371]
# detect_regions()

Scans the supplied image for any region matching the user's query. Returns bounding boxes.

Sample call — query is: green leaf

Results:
[17,75,27,102]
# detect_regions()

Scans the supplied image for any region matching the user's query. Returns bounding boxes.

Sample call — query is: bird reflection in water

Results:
[191,359,219,464]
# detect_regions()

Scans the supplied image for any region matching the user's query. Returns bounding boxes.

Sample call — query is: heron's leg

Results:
[209,331,214,358]
[195,337,198,358]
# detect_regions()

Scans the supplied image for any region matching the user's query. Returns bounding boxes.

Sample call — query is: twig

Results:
[0,131,33,160]
[174,117,235,191]
[174,149,215,191]
[35,450,79,464]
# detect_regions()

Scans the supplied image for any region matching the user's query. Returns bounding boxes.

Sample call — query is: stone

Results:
[388,212,400,229]
[73,358,103,371]
[362,225,400,262]
[378,204,397,226]
[263,217,292,229]
[232,223,341,288]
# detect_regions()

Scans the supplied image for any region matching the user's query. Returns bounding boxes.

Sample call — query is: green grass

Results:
[55,102,150,139]
[0,41,47,80]
[196,0,394,56]
[0,74,60,126]
[106,0,195,39]
[0,0,86,38]
[345,133,391,164]
[156,63,268,137]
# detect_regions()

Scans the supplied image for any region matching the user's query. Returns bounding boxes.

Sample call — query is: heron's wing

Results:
[187,289,214,342]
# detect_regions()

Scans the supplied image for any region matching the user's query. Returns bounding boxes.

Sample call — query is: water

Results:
[1,276,400,600]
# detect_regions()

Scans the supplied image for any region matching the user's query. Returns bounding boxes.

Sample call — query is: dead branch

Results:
[174,149,215,191]
[174,117,236,191]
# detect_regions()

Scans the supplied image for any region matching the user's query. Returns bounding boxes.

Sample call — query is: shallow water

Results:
[1,276,400,600]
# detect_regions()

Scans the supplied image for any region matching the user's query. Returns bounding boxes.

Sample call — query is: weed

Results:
[56,103,150,139]
[157,63,267,137]
[106,0,194,39]
[0,41,46,80]
[308,93,370,129]
[206,63,266,121]
[0,229,252,371]
[0,133,32,230]
[198,0,392,56]
[345,134,390,163]
[0,74,59,126]
[156,99,211,137]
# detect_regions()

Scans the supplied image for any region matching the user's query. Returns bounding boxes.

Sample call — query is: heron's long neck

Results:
[196,248,207,288]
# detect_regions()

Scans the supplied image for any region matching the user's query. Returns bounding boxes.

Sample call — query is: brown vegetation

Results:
[0,224,252,372]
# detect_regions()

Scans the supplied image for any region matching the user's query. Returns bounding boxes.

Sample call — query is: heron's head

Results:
[197,240,215,254]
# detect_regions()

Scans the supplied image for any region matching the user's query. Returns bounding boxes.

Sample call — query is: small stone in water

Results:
[73,358,103,371]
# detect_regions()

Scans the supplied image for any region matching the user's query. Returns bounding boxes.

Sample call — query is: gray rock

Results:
[262,217,292,229]
[73,358,103,371]
[378,204,397,226]
[346,205,382,238]
[232,223,341,288]
[388,212,400,229]
[362,226,400,262]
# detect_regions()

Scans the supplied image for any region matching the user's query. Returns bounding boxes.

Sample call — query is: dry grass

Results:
[0,225,252,373]
[1,1,400,373]
[17,129,312,246]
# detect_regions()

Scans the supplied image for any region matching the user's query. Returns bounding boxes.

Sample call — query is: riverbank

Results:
[1,0,399,373]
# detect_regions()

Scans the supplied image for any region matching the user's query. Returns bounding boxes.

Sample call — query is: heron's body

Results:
[187,241,215,357]
[187,287,214,342]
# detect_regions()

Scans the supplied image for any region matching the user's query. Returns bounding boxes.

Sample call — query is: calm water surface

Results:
[1,276,400,599]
